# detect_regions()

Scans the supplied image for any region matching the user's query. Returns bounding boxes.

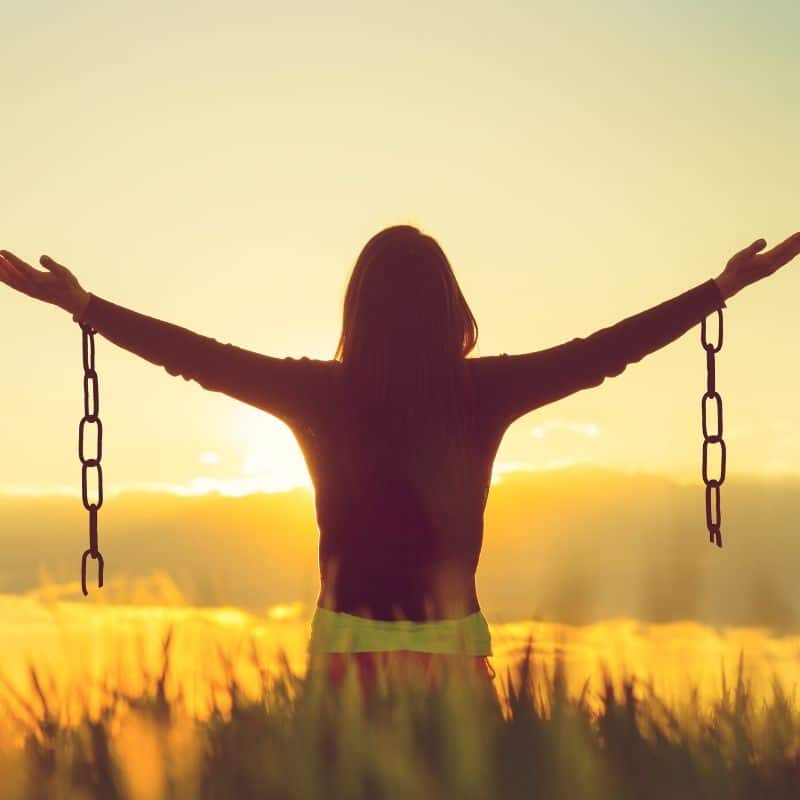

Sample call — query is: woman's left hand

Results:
[716,232,800,300]
[0,250,89,315]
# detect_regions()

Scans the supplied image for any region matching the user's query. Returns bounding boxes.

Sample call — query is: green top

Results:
[308,606,493,656]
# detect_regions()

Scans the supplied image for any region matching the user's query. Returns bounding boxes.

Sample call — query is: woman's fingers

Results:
[762,231,800,271]
[726,233,800,288]
[0,251,37,295]
[41,253,69,275]
[744,238,767,256]
[727,238,766,271]
[39,254,67,279]
[40,254,78,289]
[1,250,85,310]
[0,249,37,279]
[0,253,19,288]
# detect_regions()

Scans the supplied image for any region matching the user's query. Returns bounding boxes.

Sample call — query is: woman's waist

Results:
[319,559,480,620]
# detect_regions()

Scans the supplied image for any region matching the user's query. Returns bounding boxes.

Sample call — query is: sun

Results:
[226,406,313,493]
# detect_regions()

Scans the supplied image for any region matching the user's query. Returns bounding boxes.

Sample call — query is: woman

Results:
[1,227,798,702]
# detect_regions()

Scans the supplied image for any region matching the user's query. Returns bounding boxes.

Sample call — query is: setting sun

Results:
[228,406,313,493]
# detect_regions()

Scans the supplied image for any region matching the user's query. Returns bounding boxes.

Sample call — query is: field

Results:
[1,596,799,799]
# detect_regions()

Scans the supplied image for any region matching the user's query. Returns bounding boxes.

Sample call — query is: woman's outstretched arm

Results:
[0,251,324,430]
[476,233,800,428]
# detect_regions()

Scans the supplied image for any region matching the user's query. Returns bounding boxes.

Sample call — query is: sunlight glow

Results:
[227,406,313,493]
[211,607,250,627]
[267,601,307,621]
[491,458,594,485]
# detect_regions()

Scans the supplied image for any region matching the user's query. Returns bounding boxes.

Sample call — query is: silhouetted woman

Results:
[1,227,798,701]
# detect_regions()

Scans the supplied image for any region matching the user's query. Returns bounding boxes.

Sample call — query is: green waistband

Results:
[308,606,493,656]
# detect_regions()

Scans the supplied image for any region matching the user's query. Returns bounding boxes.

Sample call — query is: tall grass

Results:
[1,627,798,800]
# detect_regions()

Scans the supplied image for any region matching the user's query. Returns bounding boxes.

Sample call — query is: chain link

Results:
[701,308,725,548]
[79,322,104,594]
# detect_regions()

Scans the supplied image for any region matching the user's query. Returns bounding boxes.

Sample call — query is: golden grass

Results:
[0,612,799,799]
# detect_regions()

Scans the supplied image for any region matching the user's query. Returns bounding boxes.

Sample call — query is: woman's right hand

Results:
[716,232,800,300]
[0,250,90,317]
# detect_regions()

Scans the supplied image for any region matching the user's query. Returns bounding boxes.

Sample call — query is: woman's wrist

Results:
[712,272,738,302]
[68,288,92,322]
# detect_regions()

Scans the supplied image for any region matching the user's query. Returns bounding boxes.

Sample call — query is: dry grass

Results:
[0,627,798,799]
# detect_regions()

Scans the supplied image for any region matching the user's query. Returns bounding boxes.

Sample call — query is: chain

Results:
[79,322,104,594]
[700,308,725,548]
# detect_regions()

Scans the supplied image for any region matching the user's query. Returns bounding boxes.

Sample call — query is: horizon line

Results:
[1,461,798,499]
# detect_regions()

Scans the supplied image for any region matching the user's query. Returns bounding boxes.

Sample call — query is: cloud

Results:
[530,420,601,440]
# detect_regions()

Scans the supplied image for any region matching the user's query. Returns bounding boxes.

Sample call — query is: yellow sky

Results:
[1,1,799,498]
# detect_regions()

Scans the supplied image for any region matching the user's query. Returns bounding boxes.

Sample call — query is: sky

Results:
[1,0,799,499]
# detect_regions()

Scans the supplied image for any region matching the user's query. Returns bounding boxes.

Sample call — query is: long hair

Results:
[333,225,481,508]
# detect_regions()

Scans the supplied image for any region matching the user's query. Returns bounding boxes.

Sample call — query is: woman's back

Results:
[300,357,499,622]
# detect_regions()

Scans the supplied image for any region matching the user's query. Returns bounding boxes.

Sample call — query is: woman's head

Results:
[333,225,481,498]
[335,225,478,367]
